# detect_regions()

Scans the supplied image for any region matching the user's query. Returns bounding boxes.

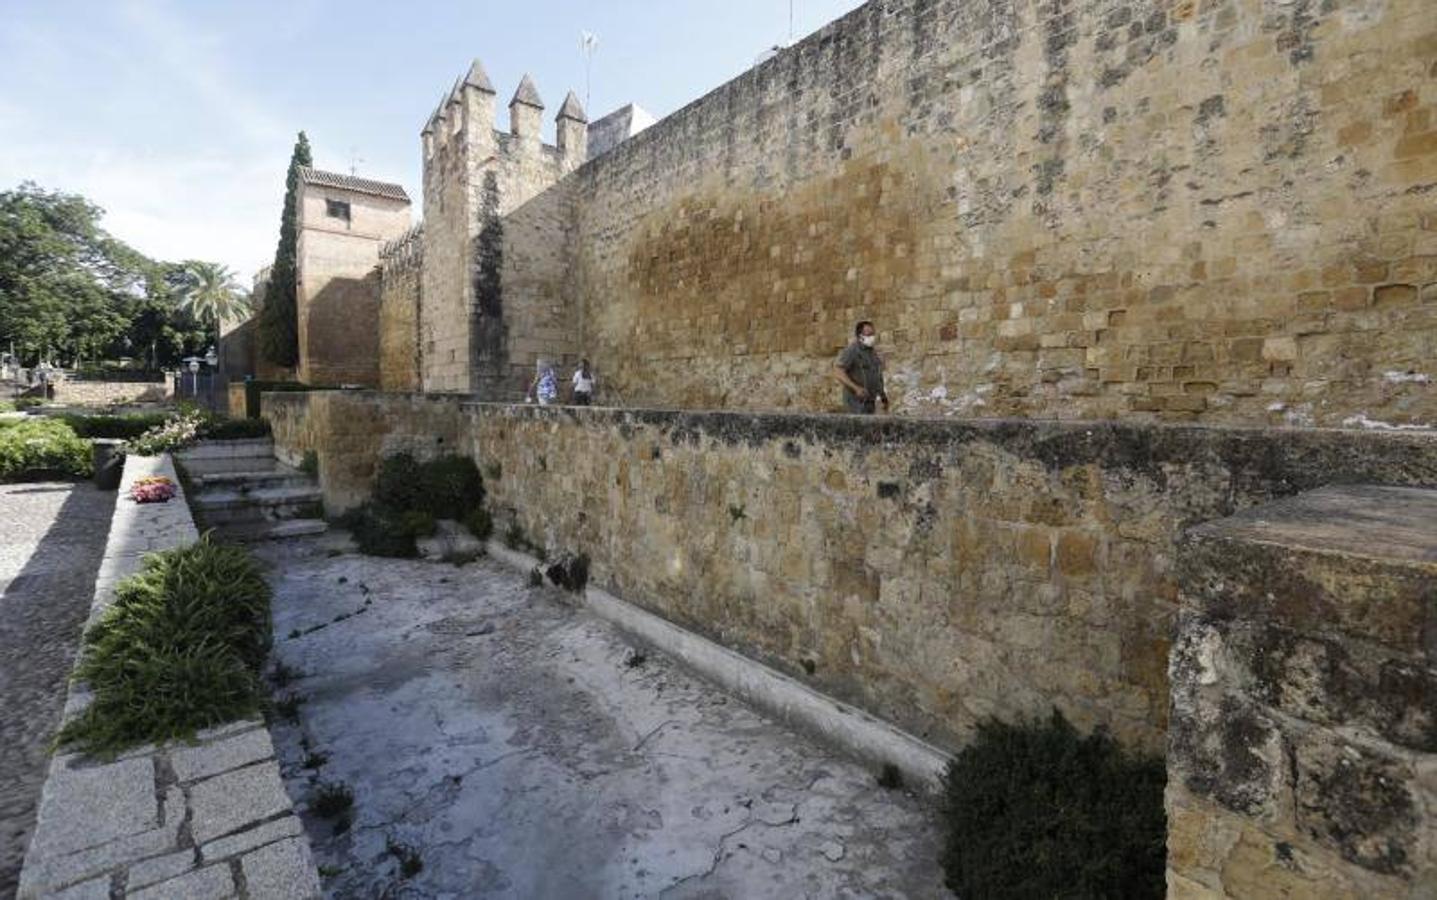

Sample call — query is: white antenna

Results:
[348,146,365,176]
[789,0,795,41]
[580,31,600,112]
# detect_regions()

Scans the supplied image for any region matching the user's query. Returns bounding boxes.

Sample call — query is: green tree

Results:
[177,260,249,338]
[0,183,148,366]
[256,131,311,369]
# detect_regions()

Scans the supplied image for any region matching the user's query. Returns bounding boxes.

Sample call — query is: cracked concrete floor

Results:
[256,537,948,899]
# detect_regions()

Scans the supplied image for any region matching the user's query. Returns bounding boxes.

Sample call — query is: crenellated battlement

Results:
[417,58,588,395]
[379,223,424,272]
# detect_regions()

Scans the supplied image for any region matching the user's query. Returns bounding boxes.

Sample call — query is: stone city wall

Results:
[379,225,424,392]
[525,0,1436,425]
[264,390,1437,755]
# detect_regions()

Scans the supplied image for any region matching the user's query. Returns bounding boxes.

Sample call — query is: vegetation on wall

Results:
[256,132,312,368]
[57,538,273,755]
[0,182,225,367]
[940,710,1167,899]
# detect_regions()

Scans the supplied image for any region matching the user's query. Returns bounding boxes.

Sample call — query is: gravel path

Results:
[259,536,949,898]
[0,482,115,898]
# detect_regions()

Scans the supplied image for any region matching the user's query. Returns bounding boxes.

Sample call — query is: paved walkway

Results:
[0,482,115,898]
[258,537,949,898]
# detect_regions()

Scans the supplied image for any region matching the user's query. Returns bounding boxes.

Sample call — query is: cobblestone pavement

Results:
[260,537,948,898]
[0,482,115,898]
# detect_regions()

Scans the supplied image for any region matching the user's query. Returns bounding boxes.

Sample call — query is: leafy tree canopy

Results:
[0,182,215,369]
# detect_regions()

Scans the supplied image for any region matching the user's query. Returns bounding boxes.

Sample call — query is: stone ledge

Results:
[19,454,319,899]
[484,539,954,794]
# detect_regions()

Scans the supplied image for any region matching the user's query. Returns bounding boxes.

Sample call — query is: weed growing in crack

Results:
[273,692,305,723]
[317,864,342,879]
[386,836,424,878]
[303,750,331,770]
[528,567,544,588]
[624,649,648,669]
[270,660,302,687]
[877,763,905,790]
[311,780,354,819]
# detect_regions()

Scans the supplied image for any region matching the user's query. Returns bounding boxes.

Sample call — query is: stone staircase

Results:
[177,439,328,542]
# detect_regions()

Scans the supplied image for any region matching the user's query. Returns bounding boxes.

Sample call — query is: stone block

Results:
[1293,737,1421,877]
[50,877,112,900]
[128,864,233,900]
[199,815,303,863]
[240,837,322,900]
[125,849,197,891]
[29,757,157,857]
[188,761,294,844]
[171,726,274,783]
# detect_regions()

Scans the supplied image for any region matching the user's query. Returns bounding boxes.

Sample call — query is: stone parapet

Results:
[262,391,1437,757]
[1168,485,1437,898]
[19,454,319,899]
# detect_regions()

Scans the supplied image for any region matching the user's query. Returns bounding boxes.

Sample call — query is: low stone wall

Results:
[1167,486,1437,898]
[53,380,171,408]
[264,391,1437,756]
[19,455,320,899]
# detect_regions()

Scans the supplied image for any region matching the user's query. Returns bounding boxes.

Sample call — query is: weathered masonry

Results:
[264,391,1437,898]
[379,0,1435,427]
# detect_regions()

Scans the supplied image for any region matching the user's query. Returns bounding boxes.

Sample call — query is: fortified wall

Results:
[433,0,1434,426]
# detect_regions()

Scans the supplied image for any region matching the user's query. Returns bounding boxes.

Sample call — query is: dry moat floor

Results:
[256,535,947,899]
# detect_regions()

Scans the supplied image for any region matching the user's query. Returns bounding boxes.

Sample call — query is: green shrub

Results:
[62,412,169,439]
[940,710,1166,899]
[339,504,418,558]
[374,452,484,520]
[299,450,319,477]
[203,416,271,441]
[373,452,424,511]
[0,418,92,481]
[398,509,437,538]
[15,396,43,411]
[58,538,272,754]
[418,455,484,520]
[464,507,493,542]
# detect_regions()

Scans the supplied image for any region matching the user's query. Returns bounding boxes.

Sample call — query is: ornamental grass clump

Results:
[940,710,1167,900]
[58,537,273,755]
[0,417,92,482]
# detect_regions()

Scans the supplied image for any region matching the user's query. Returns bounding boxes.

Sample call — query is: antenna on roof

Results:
[580,31,600,112]
[789,0,795,41]
[348,146,365,176]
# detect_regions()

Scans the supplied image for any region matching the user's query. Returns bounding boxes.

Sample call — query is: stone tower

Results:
[418,60,587,395]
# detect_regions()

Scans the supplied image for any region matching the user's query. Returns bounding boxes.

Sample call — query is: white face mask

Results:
[860,334,877,348]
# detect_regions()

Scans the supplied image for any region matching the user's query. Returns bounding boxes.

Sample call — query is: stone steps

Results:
[179,440,328,542]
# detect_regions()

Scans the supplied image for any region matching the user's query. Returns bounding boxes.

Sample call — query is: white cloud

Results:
[0,0,295,278]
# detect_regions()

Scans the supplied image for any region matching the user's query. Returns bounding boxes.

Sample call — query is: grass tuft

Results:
[311,780,354,819]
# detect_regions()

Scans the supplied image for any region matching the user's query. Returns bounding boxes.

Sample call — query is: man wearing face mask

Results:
[832,320,889,414]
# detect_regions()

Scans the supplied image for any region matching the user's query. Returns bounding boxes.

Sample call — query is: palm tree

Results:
[177,261,250,335]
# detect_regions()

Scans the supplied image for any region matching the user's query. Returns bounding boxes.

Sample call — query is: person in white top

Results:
[571,359,595,406]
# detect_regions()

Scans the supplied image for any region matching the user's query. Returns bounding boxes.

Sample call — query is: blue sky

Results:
[0,0,865,280]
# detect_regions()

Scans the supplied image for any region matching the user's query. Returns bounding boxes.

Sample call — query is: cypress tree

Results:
[257,132,312,370]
